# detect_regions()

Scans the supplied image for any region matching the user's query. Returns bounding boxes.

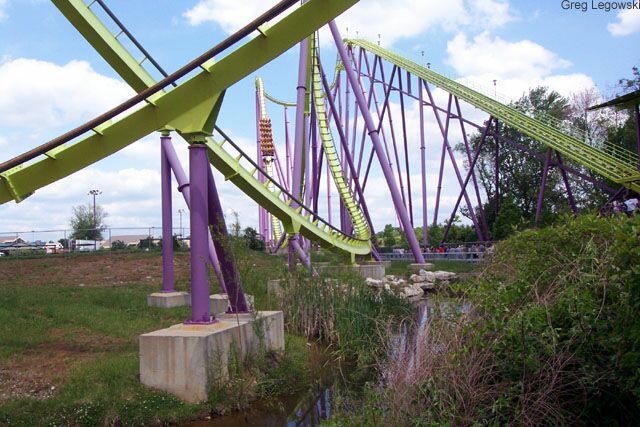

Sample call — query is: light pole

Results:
[178,208,185,239]
[88,189,102,250]
[493,79,497,98]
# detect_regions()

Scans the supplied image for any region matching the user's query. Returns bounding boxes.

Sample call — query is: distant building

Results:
[44,241,64,254]
[70,239,100,252]
[0,237,40,255]
[102,235,148,249]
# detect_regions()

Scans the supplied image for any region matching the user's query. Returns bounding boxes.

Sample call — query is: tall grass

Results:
[330,214,640,425]
[275,270,413,380]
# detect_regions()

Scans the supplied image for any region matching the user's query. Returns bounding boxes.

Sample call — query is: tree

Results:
[459,87,600,237]
[69,204,108,240]
[138,237,157,250]
[380,224,397,249]
[617,65,640,93]
[157,235,180,251]
[242,227,265,251]
[110,240,126,250]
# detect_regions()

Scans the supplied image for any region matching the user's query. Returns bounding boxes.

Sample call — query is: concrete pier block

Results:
[312,263,386,280]
[147,291,190,308]
[409,263,435,273]
[139,311,284,402]
[267,279,285,299]
[209,293,255,314]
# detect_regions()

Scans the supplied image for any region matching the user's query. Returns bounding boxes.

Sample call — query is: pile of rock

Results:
[365,269,457,299]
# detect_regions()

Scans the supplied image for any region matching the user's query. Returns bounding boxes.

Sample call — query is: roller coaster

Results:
[1,0,638,322]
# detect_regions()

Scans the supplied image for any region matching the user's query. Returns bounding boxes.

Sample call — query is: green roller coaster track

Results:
[347,38,640,194]
[0,0,372,258]
[255,77,285,245]
[1,0,636,262]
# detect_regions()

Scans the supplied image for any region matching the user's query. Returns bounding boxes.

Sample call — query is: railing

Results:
[380,252,489,262]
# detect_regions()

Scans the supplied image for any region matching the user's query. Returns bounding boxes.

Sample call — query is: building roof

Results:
[588,89,640,111]
[106,235,148,246]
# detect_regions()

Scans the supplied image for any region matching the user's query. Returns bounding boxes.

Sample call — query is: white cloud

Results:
[184,0,514,46]
[446,32,594,101]
[607,9,640,36]
[0,58,132,129]
[0,0,7,22]
[447,32,570,80]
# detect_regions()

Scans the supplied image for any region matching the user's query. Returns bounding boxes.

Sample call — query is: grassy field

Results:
[0,249,299,425]
[0,248,475,425]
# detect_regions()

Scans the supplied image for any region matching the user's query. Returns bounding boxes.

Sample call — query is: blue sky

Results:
[0,0,638,241]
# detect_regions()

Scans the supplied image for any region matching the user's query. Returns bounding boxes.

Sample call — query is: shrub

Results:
[334,214,640,425]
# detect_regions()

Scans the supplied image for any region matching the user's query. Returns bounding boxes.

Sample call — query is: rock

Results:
[410,274,426,283]
[384,284,391,292]
[396,279,407,286]
[420,282,436,291]
[365,278,384,288]
[418,269,429,276]
[422,272,436,282]
[385,275,396,281]
[401,284,424,299]
[434,271,455,280]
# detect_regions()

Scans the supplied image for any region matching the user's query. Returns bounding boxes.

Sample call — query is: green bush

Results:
[471,214,640,423]
[330,214,640,425]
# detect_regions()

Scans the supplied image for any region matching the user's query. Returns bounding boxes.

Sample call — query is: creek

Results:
[186,297,467,426]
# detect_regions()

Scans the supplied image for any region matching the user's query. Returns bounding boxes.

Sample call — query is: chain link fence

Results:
[0,227,191,258]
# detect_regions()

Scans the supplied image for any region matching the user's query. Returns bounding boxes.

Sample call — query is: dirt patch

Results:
[0,328,129,401]
[0,251,192,287]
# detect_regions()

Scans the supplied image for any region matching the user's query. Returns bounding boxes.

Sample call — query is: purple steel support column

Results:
[163,139,226,292]
[534,148,553,227]
[454,97,490,240]
[442,119,493,242]
[273,233,286,253]
[356,49,379,174]
[289,235,311,270]
[375,66,399,132]
[495,120,501,215]
[397,72,414,225]
[443,135,484,242]
[207,167,249,313]
[424,85,482,239]
[362,54,396,188]
[635,104,640,169]
[292,37,309,202]
[313,144,324,214]
[555,151,577,214]
[430,86,452,226]
[187,143,214,324]
[160,133,175,292]
[360,65,398,192]
[330,21,425,263]
[377,57,407,211]
[288,240,295,272]
[326,158,332,224]
[318,57,377,239]
[310,99,319,213]
[419,80,429,248]
[284,107,292,188]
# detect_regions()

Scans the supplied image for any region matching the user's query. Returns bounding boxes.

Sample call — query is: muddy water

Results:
[186,344,336,427]
[187,298,466,426]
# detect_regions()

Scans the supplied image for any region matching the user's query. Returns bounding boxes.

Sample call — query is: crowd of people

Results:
[611,195,639,216]
[424,243,494,260]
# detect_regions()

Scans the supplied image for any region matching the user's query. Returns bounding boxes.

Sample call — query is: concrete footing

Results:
[210,294,255,314]
[313,263,386,280]
[147,291,190,308]
[139,311,284,402]
[409,263,435,273]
